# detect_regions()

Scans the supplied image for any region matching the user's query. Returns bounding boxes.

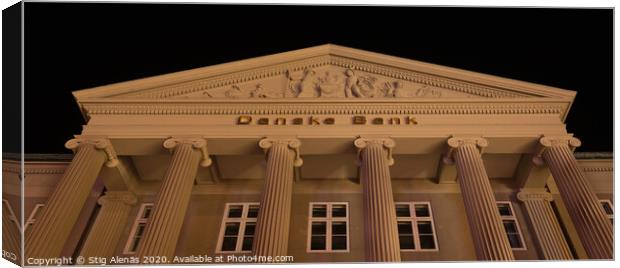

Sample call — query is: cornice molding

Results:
[74,45,575,103]
[112,55,534,100]
[81,101,566,117]
[2,165,66,174]
[582,166,613,172]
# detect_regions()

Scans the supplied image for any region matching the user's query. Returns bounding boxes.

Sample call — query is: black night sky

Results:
[8,4,615,154]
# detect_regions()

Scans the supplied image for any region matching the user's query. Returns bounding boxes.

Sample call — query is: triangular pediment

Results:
[73,44,576,101]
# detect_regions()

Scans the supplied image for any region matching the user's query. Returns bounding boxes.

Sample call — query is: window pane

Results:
[332,222,347,235]
[497,203,512,216]
[228,205,243,218]
[396,204,410,217]
[311,222,326,235]
[310,235,326,250]
[131,237,142,252]
[508,234,523,248]
[503,220,518,233]
[136,223,146,236]
[419,235,436,249]
[244,223,256,236]
[248,205,259,218]
[221,237,237,251]
[142,207,152,219]
[397,222,413,235]
[332,204,347,217]
[312,205,327,217]
[399,235,415,250]
[415,204,430,217]
[417,221,433,234]
[332,235,347,250]
[601,202,613,215]
[242,237,253,251]
[224,223,240,236]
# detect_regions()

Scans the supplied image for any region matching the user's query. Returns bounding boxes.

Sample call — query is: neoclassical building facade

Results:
[2,45,614,265]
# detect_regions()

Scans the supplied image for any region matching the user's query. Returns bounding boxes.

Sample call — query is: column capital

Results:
[65,138,119,167]
[258,138,303,167]
[443,136,488,164]
[532,135,581,166]
[163,137,212,167]
[98,191,138,206]
[517,191,553,202]
[354,137,395,166]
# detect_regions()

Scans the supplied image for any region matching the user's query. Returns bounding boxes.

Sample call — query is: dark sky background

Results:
[12,4,614,154]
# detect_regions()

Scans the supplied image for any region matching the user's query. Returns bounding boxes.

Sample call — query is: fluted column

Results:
[445,137,514,260]
[252,138,302,259]
[517,191,572,260]
[26,138,118,259]
[355,138,400,262]
[535,136,612,259]
[137,138,211,260]
[80,192,138,259]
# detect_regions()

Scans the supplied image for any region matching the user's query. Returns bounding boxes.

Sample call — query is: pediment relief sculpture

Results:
[186,66,461,100]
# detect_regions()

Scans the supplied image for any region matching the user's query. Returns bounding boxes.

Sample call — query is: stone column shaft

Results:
[26,138,116,258]
[137,138,210,259]
[517,191,573,260]
[538,136,612,259]
[79,192,137,259]
[252,138,301,258]
[447,137,514,260]
[355,138,400,262]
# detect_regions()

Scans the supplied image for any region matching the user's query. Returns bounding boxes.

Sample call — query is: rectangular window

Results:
[497,202,526,250]
[395,202,439,251]
[307,202,349,252]
[216,203,259,253]
[599,200,614,225]
[123,203,154,254]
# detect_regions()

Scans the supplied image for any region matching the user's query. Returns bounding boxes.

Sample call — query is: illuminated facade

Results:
[2,45,613,265]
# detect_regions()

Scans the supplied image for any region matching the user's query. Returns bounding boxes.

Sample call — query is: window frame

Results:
[395,201,439,252]
[306,202,350,253]
[599,199,614,223]
[24,203,45,232]
[2,199,21,232]
[123,203,154,254]
[496,201,527,251]
[215,202,260,254]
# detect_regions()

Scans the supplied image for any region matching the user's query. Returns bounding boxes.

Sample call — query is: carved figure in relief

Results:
[344,69,358,98]
[224,85,244,99]
[355,75,379,98]
[317,70,345,98]
[297,69,318,98]
[250,84,265,98]
[286,69,302,97]
[415,85,442,98]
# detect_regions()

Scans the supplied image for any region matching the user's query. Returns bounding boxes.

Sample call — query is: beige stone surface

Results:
[4,45,613,263]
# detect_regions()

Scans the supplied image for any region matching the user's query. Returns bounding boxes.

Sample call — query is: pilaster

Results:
[80,192,138,259]
[517,191,572,260]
